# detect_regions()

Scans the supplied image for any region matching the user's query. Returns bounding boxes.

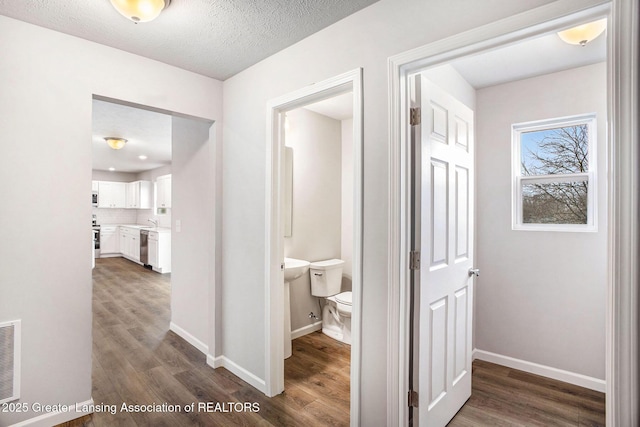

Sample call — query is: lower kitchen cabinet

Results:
[120,227,140,262]
[100,226,119,255]
[149,230,171,273]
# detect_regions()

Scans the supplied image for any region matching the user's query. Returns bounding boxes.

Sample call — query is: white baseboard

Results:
[169,322,209,355]
[168,323,266,395]
[206,354,223,368]
[473,349,606,392]
[291,321,322,340]
[206,355,266,394]
[9,398,94,427]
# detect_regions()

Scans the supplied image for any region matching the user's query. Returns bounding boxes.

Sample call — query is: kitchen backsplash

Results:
[92,208,138,225]
[93,207,171,228]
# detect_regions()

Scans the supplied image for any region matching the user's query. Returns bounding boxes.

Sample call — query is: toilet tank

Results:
[309,259,344,297]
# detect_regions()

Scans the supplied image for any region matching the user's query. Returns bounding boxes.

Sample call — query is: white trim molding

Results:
[607,0,640,425]
[387,1,623,426]
[9,399,95,427]
[169,322,209,355]
[473,349,606,393]
[206,355,266,394]
[291,321,323,340]
[264,68,364,426]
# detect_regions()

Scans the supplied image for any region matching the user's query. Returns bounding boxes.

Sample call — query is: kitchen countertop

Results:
[99,224,171,232]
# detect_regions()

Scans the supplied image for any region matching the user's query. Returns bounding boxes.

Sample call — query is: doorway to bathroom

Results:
[265,69,363,425]
[387,3,618,426]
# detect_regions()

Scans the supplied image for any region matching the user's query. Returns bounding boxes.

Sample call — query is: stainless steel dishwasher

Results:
[140,229,149,265]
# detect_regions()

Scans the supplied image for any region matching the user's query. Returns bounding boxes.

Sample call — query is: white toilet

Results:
[309,259,352,345]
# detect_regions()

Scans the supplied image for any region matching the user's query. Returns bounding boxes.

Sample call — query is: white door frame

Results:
[387,0,639,425]
[264,68,364,425]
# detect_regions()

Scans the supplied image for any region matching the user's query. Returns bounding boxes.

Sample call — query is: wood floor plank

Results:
[232,384,321,427]
[301,398,350,427]
[449,360,605,427]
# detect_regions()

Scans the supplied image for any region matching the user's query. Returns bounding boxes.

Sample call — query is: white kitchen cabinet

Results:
[125,182,138,209]
[98,181,126,208]
[148,236,159,267]
[120,226,140,262]
[126,181,152,209]
[156,174,172,209]
[149,230,171,273]
[92,181,99,192]
[100,226,119,255]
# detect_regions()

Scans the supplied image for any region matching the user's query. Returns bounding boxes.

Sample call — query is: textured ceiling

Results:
[0,0,379,80]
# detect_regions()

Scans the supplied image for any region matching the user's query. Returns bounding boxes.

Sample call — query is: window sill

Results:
[512,224,597,233]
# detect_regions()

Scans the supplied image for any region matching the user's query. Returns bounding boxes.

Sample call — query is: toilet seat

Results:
[335,291,352,306]
[331,291,352,317]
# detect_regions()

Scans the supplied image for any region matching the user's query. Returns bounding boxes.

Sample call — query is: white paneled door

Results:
[413,75,475,426]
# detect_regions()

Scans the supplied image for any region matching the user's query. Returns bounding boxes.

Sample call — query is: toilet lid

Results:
[335,291,352,306]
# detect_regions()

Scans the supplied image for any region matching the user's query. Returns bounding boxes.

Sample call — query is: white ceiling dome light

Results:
[109,0,171,23]
[105,137,128,150]
[557,19,607,47]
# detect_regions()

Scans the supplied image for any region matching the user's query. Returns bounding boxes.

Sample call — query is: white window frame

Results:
[512,113,597,232]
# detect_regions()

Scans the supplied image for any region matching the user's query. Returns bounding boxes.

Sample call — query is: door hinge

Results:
[410,107,421,126]
[408,390,419,407]
[409,251,420,270]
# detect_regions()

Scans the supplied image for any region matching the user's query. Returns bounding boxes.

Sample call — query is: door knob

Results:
[468,268,480,277]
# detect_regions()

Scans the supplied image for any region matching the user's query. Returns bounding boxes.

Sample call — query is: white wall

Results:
[137,164,172,181]
[475,62,607,380]
[284,108,342,330]
[92,170,138,182]
[221,0,556,422]
[0,15,222,426]
[170,116,216,352]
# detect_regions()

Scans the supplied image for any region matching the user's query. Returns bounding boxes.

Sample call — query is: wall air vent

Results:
[0,320,20,403]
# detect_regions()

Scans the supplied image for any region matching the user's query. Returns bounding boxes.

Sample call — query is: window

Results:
[512,114,596,231]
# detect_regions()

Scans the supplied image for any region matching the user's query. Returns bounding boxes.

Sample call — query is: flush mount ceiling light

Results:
[109,0,171,23]
[105,137,128,150]
[557,18,607,46]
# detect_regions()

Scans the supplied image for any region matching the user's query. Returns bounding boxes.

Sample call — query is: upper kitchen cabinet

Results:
[98,181,126,208]
[126,180,152,209]
[156,174,172,209]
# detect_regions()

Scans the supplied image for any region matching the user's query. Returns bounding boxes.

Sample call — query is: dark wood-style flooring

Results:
[448,360,605,426]
[61,257,350,427]
[58,257,604,427]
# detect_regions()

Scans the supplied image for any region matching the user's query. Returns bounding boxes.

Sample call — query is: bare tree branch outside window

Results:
[520,124,589,224]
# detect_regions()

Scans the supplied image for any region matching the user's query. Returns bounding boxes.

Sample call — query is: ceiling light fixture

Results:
[139,155,148,160]
[108,167,116,171]
[109,0,171,23]
[105,137,128,150]
[557,18,607,46]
